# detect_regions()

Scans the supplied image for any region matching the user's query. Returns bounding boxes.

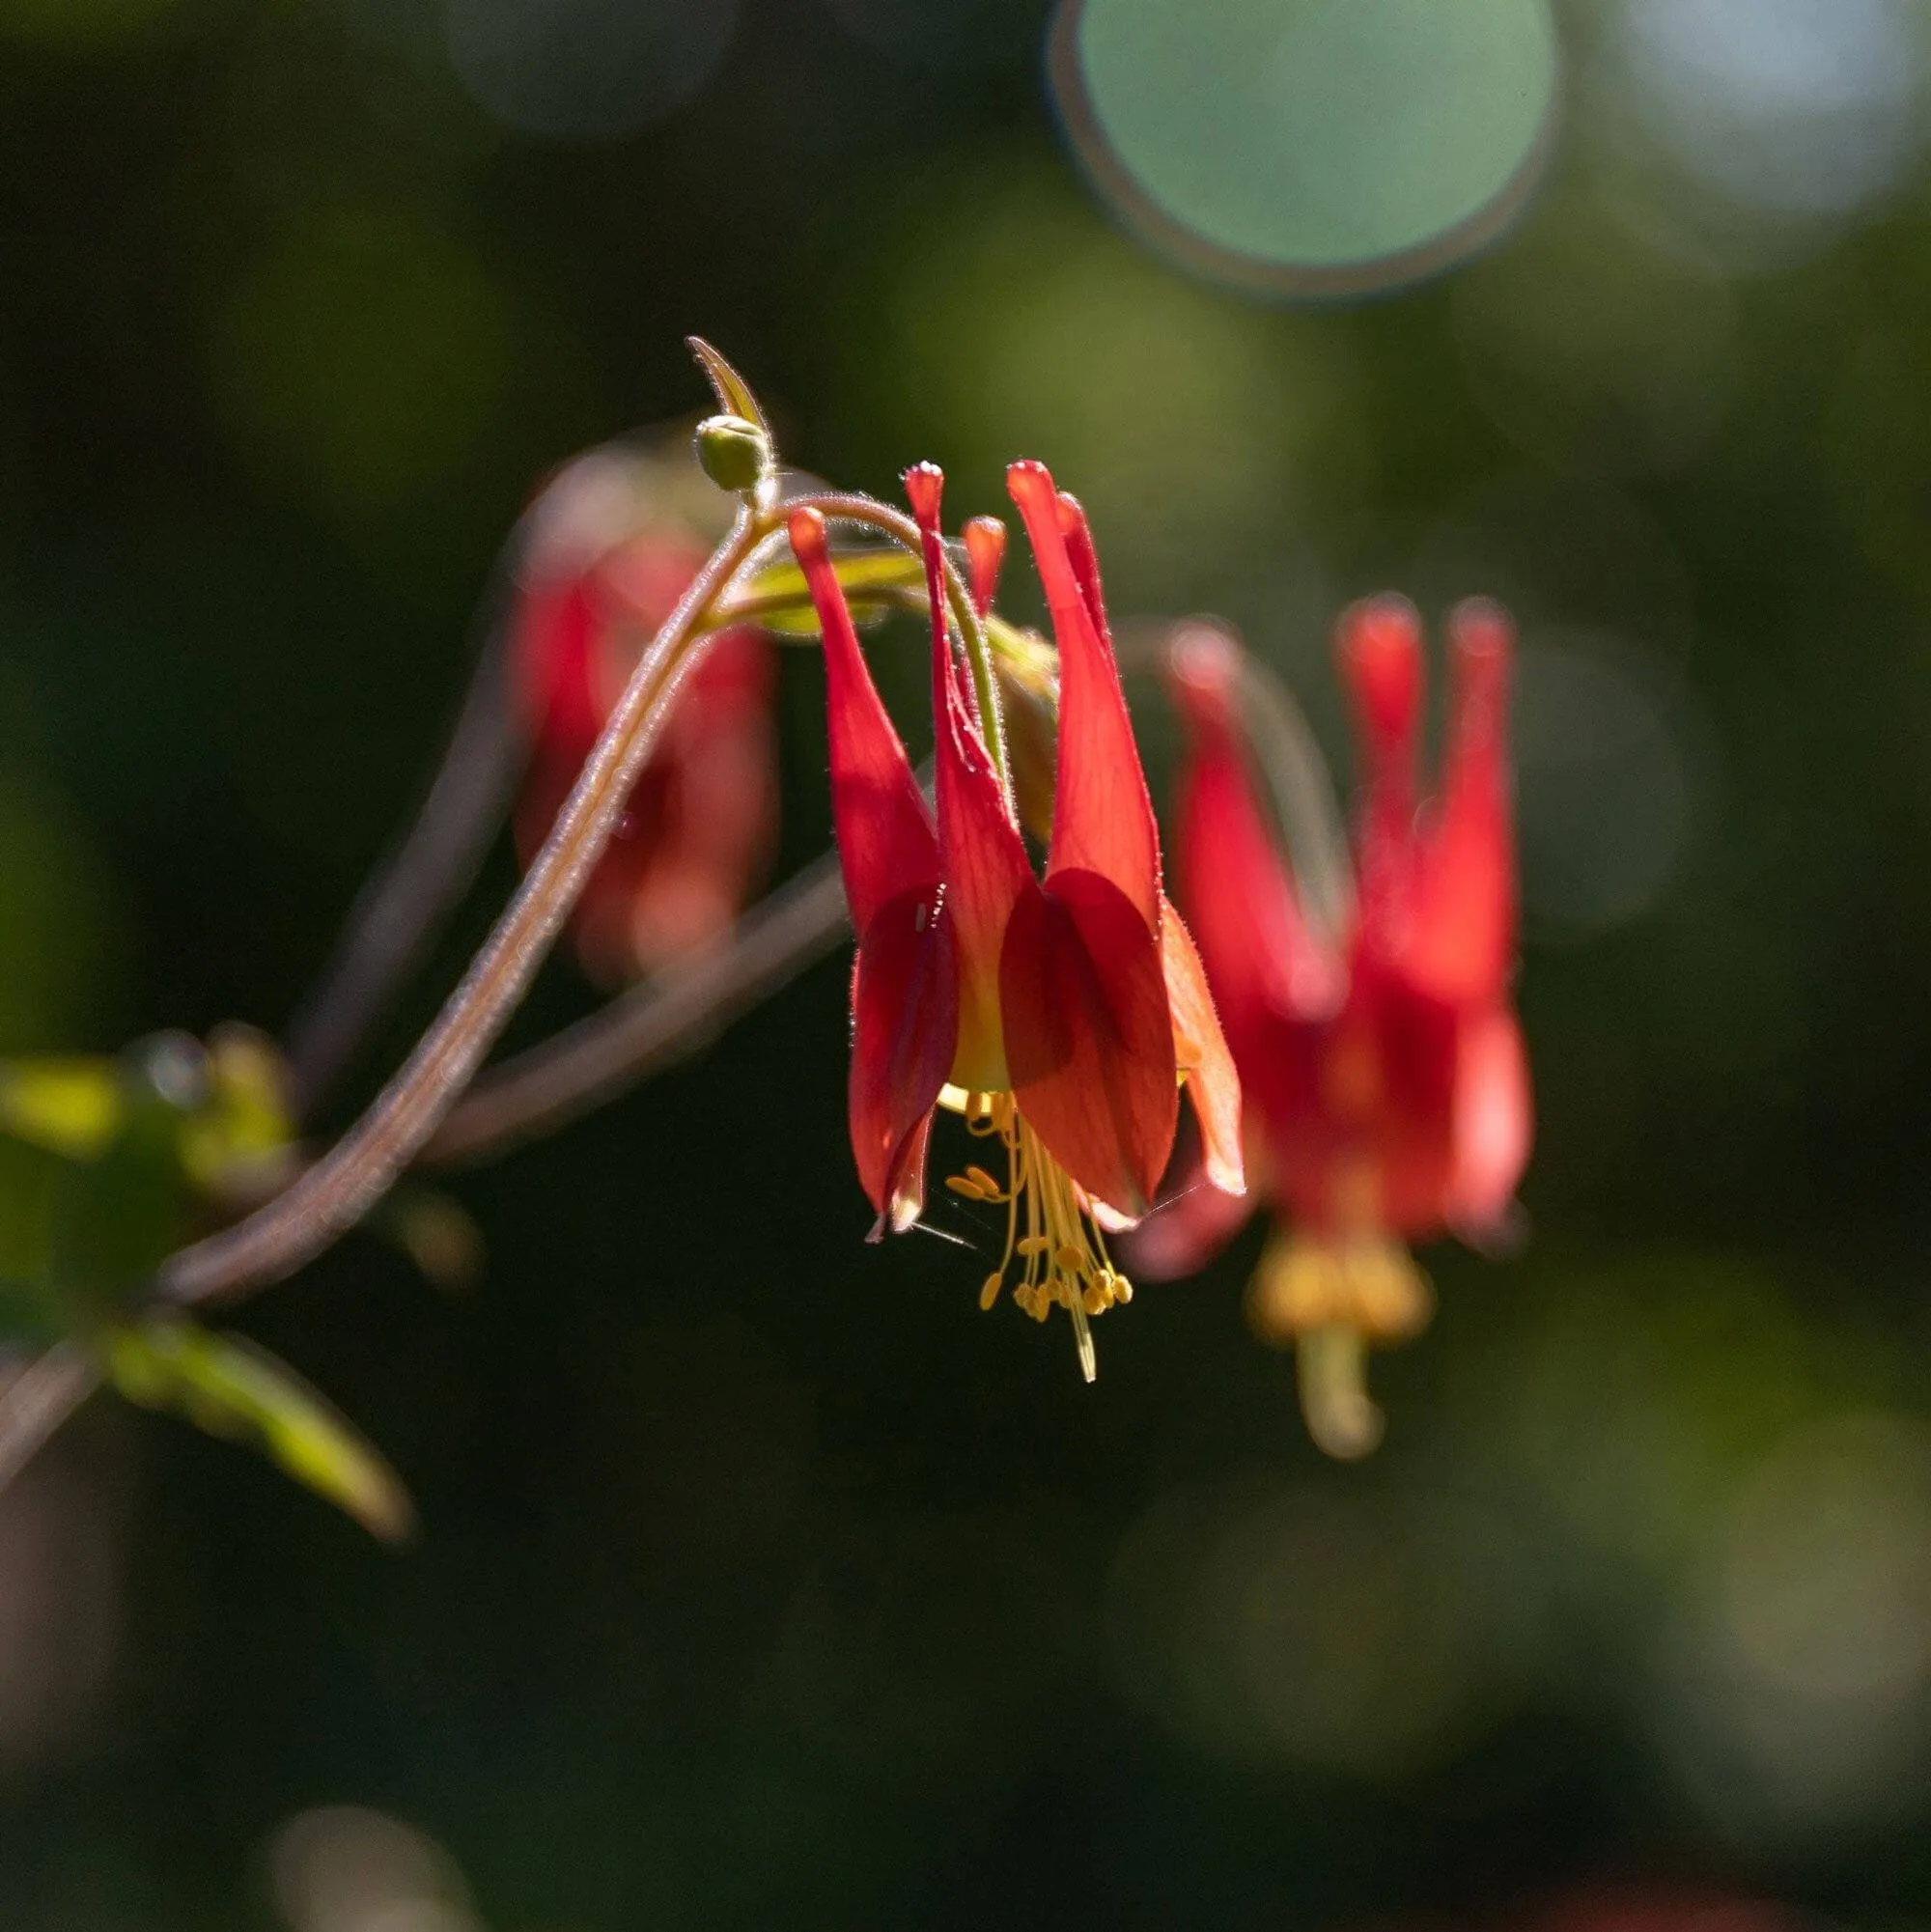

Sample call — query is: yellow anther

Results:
[946,1097,1135,1381]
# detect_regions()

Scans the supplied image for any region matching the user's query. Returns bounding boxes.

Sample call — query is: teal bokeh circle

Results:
[1051,0,1560,297]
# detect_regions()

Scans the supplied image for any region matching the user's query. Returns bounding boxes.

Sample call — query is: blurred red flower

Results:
[1141,599,1531,1452]
[512,465,777,985]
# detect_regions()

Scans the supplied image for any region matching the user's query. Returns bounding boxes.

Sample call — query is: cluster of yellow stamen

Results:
[943,1091,1133,1384]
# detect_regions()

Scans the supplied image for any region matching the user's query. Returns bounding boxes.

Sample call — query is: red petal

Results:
[850,885,960,1234]
[1447,1004,1532,1237]
[514,569,604,756]
[598,529,713,633]
[619,626,779,972]
[1006,462,1161,932]
[1160,897,1245,1199]
[789,507,938,936]
[1337,596,1423,952]
[1054,491,1112,658]
[1169,627,1344,1045]
[999,868,1177,1218]
[1411,599,1517,1006]
[909,466,1032,1089]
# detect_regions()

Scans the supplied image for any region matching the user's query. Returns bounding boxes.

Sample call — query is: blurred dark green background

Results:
[6,0,1931,1926]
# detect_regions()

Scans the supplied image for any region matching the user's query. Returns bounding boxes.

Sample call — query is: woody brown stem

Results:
[156,504,763,1308]
[425,845,850,1166]
[284,536,529,1124]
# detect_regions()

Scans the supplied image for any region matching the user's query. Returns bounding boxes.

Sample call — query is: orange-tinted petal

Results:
[1160,897,1245,1199]
[999,868,1178,1218]
[850,885,960,1234]
[1006,461,1161,932]
[789,507,938,935]
[963,516,1005,618]
[1412,599,1516,1007]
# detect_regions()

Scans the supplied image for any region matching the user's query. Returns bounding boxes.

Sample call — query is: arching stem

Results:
[157,503,764,1307]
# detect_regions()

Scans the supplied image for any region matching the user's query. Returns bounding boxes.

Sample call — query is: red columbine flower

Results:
[513,465,777,985]
[1145,601,1531,1453]
[787,460,1242,1379]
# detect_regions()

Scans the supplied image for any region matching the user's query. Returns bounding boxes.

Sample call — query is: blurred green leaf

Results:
[103,1321,413,1542]
[0,1056,125,1162]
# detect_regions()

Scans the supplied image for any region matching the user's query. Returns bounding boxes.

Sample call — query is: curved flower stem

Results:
[1232,635,1354,945]
[154,486,1003,1305]
[425,844,850,1166]
[283,535,529,1126]
[0,1344,99,1493]
[1149,619,1354,946]
[156,503,765,1309]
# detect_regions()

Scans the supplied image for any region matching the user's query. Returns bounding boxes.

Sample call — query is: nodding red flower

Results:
[512,473,777,986]
[787,461,1242,1380]
[1144,601,1531,1454]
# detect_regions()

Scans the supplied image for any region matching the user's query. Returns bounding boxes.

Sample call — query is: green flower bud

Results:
[694,413,771,494]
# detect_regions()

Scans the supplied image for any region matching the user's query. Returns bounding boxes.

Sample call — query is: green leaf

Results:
[723,546,925,637]
[104,1321,414,1542]
[0,1056,126,1161]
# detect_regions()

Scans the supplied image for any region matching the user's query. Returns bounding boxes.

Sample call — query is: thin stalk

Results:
[0,1344,99,1493]
[425,844,850,1166]
[1146,620,1353,946]
[1233,638,1354,945]
[283,535,528,1125]
[157,505,764,1308]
